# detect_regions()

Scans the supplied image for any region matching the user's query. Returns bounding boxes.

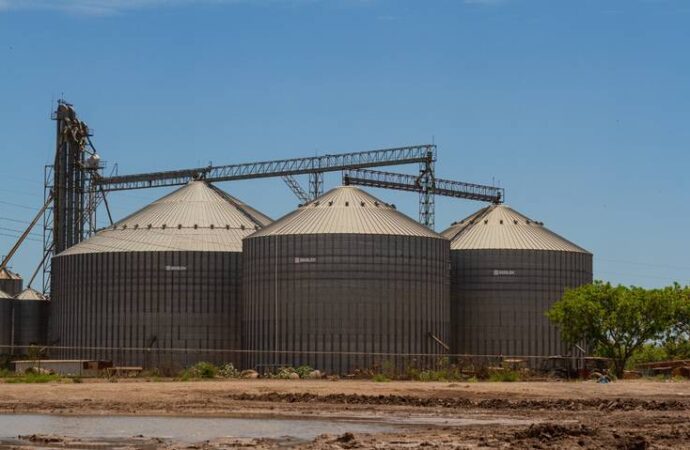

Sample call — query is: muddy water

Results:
[0,413,537,446]
[0,414,400,442]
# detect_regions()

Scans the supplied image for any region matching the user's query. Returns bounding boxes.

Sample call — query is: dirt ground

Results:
[0,379,689,449]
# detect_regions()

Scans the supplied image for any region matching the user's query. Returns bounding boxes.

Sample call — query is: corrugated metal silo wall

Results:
[450,249,593,364]
[0,279,23,297]
[13,300,50,353]
[242,234,450,375]
[50,251,242,371]
[0,300,12,352]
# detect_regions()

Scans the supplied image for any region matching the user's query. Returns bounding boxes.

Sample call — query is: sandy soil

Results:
[0,379,689,449]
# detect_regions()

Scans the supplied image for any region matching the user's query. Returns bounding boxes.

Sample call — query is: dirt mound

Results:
[228,392,689,411]
[615,435,649,450]
[19,434,65,444]
[515,423,595,440]
[332,432,359,448]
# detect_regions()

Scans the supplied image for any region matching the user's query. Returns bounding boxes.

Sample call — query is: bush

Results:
[294,365,314,379]
[180,362,218,380]
[405,358,466,382]
[627,344,668,368]
[276,367,299,379]
[372,373,390,382]
[218,363,240,378]
[5,372,62,384]
[488,369,521,382]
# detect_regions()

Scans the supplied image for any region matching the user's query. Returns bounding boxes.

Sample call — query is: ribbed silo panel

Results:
[450,249,593,366]
[243,233,449,375]
[49,251,243,370]
[13,301,49,351]
[0,279,23,298]
[0,300,12,350]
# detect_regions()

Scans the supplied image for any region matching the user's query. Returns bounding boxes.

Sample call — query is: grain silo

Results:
[49,181,271,369]
[0,268,23,297]
[442,204,592,364]
[243,186,449,375]
[0,291,12,354]
[13,288,50,353]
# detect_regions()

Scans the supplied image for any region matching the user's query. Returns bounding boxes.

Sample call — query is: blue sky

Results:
[0,0,688,288]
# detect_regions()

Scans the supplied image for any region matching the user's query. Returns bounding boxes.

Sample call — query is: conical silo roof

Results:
[58,181,272,255]
[14,288,48,301]
[0,289,12,299]
[250,185,442,238]
[0,268,21,281]
[442,203,589,253]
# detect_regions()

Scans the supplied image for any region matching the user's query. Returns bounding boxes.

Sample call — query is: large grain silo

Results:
[0,268,23,297]
[442,204,592,364]
[13,288,50,353]
[243,186,449,375]
[50,181,271,369]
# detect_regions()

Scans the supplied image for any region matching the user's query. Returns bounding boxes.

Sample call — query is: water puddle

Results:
[0,413,537,448]
[0,414,398,442]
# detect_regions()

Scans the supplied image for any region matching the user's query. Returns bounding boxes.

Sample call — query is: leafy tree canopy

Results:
[547,281,688,377]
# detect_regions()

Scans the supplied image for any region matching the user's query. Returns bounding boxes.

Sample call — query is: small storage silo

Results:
[13,288,50,353]
[442,204,592,364]
[243,186,450,375]
[0,290,13,354]
[49,181,271,369]
[0,268,23,297]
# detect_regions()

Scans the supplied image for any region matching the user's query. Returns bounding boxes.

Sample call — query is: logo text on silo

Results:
[493,269,516,276]
[294,257,317,264]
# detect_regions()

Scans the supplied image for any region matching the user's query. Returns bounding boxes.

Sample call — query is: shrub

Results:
[372,373,390,382]
[488,369,520,382]
[381,359,395,378]
[627,344,667,369]
[294,365,314,379]
[5,372,62,383]
[180,362,218,380]
[276,367,298,379]
[218,363,240,378]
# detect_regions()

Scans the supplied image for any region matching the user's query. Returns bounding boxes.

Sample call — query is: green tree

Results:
[664,286,690,360]
[672,286,690,335]
[547,281,679,378]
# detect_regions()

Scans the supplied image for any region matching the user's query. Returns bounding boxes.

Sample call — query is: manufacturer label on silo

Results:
[493,269,516,276]
[294,257,317,264]
[165,265,187,271]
